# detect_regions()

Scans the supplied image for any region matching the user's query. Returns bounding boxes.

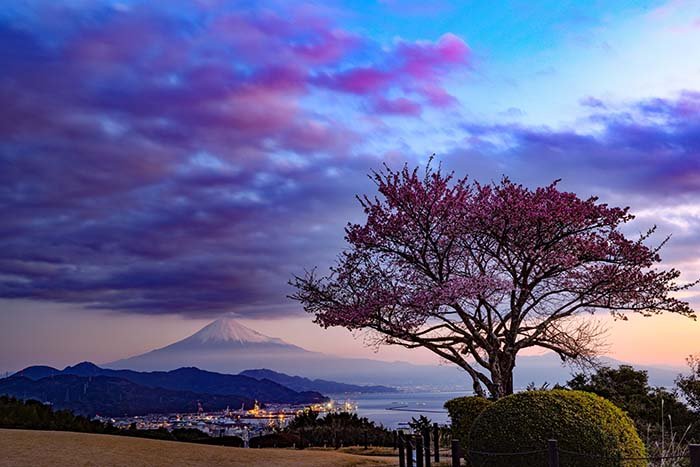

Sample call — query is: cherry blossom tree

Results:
[290,163,697,398]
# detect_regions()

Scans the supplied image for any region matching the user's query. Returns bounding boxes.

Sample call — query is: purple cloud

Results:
[445,91,700,288]
[579,96,607,109]
[452,92,700,201]
[374,97,423,116]
[0,2,471,317]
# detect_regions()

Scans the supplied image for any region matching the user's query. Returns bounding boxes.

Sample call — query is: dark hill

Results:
[12,365,61,380]
[0,374,255,417]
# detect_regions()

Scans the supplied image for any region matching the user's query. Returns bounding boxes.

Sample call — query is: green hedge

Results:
[468,390,647,467]
[444,395,492,457]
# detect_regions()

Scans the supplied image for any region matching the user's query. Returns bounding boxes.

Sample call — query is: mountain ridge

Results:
[0,374,256,417]
[12,362,326,405]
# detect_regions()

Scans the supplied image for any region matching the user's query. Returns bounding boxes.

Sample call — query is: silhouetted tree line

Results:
[0,395,117,433]
[0,395,242,447]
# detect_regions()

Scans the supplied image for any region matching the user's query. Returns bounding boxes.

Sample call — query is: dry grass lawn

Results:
[0,429,397,467]
[314,446,397,456]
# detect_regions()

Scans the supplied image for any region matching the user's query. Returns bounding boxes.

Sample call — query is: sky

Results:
[2,0,700,373]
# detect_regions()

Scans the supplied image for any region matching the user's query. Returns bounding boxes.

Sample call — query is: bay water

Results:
[330,391,467,429]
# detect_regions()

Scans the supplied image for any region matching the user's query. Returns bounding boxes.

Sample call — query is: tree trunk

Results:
[471,378,486,398]
[490,353,516,399]
[502,370,514,396]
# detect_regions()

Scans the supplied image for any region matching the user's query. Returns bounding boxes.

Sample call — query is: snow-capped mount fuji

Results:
[107,314,315,372]
[175,314,289,347]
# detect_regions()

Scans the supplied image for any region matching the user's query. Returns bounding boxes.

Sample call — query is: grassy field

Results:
[0,429,397,467]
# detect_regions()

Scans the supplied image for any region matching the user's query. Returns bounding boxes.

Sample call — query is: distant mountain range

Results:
[0,374,255,417]
[105,314,684,389]
[11,362,326,405]
[239,369,397,394]
[1,360,402,418]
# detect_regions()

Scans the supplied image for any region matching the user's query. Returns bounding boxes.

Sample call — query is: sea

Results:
[329,391,467,429]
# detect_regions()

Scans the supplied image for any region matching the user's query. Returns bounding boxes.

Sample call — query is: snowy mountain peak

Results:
[188,315,285,345]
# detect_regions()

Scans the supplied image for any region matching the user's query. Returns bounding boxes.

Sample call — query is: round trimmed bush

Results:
[444,396,492,457]
[468,390,646,467]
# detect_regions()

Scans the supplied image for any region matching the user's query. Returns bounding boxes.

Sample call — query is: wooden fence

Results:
[396,431,700,467]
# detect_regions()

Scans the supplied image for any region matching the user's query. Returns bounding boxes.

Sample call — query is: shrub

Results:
[249,432,300,448]
[408,414,432,433]
[569,365,696,433]
[468,390,647,467]
[444,396,492,455]
[284,411,395,447]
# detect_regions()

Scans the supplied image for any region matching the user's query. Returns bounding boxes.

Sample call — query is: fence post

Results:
[547,439,560,467]
[398,432,405,467]
[363,430,368,450]
[451,439,461,467]
[422,427,431,467]
[433,423,440,463]
[415,434,424,467]
[690,444,700,467]
[407,436,414,467]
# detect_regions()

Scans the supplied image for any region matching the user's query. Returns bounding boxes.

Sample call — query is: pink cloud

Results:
[281,120,357,153]
[317,68,392,94]
[291,29,361,64]
[398,33,471,80]
[374,97,422,116]
[252,65,308,93]
[314,32,470,109]
[417,83,458,107]
[211,10,360,67]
